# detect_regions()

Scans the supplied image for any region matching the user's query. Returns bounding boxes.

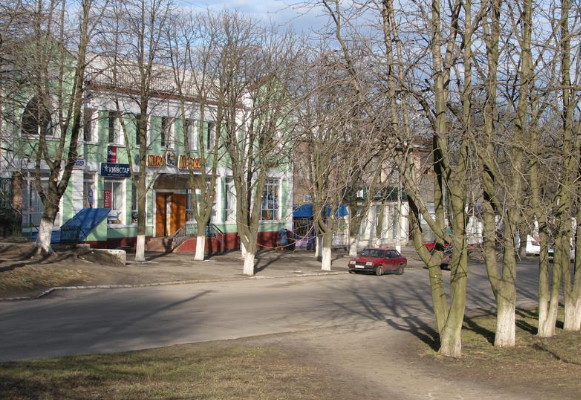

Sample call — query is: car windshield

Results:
[361,249,384,258]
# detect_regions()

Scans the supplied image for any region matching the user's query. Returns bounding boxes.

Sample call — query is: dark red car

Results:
[348,248,407,276]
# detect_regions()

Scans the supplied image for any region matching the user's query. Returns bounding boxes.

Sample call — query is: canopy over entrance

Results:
[153,173,203,190]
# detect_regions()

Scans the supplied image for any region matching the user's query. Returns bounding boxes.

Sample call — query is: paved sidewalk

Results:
[0,245,424,301]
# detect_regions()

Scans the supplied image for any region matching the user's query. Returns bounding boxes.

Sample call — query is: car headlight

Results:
[349,260,355,265]
[366,261,373,266]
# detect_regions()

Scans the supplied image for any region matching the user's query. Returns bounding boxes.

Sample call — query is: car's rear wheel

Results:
[375,266,383,276]
[396,264,405,275]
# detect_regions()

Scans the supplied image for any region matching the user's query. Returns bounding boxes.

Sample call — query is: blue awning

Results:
[293,204,313,218]
[293,204,349,219]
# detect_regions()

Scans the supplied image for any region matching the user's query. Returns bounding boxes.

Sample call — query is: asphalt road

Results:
[0,260,539,362]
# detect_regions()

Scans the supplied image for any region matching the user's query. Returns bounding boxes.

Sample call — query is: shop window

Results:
[103,180,125,224]
[131,179,140,223]
[261,178,279,221]
[83,173,96,208]
[21,173,61,228]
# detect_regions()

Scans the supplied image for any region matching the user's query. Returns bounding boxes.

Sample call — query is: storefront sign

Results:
[103,189,112,208]
[147,154,165,167]
[178,155,203,170]
[107,146,117,163]
[165,151,176,167]
[147,151,177,168]
[73,159,85,169]
[100,163,131,178]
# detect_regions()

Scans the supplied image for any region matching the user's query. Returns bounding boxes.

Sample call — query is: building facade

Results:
[0,60,293,252]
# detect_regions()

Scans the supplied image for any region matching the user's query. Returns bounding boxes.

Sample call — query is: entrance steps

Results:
[145,237,174,253]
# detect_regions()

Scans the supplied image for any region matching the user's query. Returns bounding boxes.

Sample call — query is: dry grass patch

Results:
[416,308,581,400]
[0,342,341,400]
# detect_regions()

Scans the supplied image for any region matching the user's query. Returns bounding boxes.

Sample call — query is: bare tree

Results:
[3,0,102,254]
[212,11,299,275]
[96,0,173,262]
[165,10,224,261]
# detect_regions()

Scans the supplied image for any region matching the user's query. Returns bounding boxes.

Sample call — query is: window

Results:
[83,108,95,142]
[186,119,198,151]
[103,180,125,224]
[133,114,141,146]
[0,178,12,209]
[224,177,236,221]
[83,173,96,208]
[22,96,53,136]
[131,179,138,223]
[107,111,123,145]
[186,189,195,221]
[206,121,215,150]
[161,117,174,149]
[22,174,54,228]
[261,178,279,221]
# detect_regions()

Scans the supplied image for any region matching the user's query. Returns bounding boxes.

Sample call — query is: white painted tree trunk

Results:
[495,301,515,347]
[321,246,332,271]
[36,218,54,254]
[243,251,255,276]
[563,297,581,331]
[194,235,205,261]
[349,236,358,257]
[135,234,146,262]
[315,236,322,258]
[240,242,247,259]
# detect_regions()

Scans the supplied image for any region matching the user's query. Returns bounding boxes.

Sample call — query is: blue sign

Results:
[100,163,131,178]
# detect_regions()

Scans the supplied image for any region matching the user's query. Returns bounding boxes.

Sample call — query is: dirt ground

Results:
[1,241,580,400]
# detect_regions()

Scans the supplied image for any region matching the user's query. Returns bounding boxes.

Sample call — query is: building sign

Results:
[73,159,85,169]
[178,155,204,170]
[103,189,112,208]
[107,146,117,163]
[147,151,177,168]
[165,151,176,167]
[100,163,131,178]
[147,154,165,167]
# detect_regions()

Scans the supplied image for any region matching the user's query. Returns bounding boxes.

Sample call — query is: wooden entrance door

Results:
[155,192,186,237]
[169,194,186,235]
[155,192,168,237]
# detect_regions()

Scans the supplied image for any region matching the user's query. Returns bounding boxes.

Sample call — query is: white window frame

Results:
[104,179,125,225]
[186,119,198,151]
[83,173,96,208]
[261,178,280,221]
[107,111,124,145]
[161,116,174,149]
[224,177,236,222]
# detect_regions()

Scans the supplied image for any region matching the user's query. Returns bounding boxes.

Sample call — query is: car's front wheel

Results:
[396,264,405,275]
[375,265,383,276]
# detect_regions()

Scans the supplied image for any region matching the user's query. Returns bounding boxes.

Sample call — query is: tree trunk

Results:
[349,235,358,256]
[35,217,54,255]
[496,294,516,346]
[315,235,323,258]
[135,234,146,262]
[240,241,247,259]
[194,235,205,261]
[538,258,561,337]
[243,250,255,276]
